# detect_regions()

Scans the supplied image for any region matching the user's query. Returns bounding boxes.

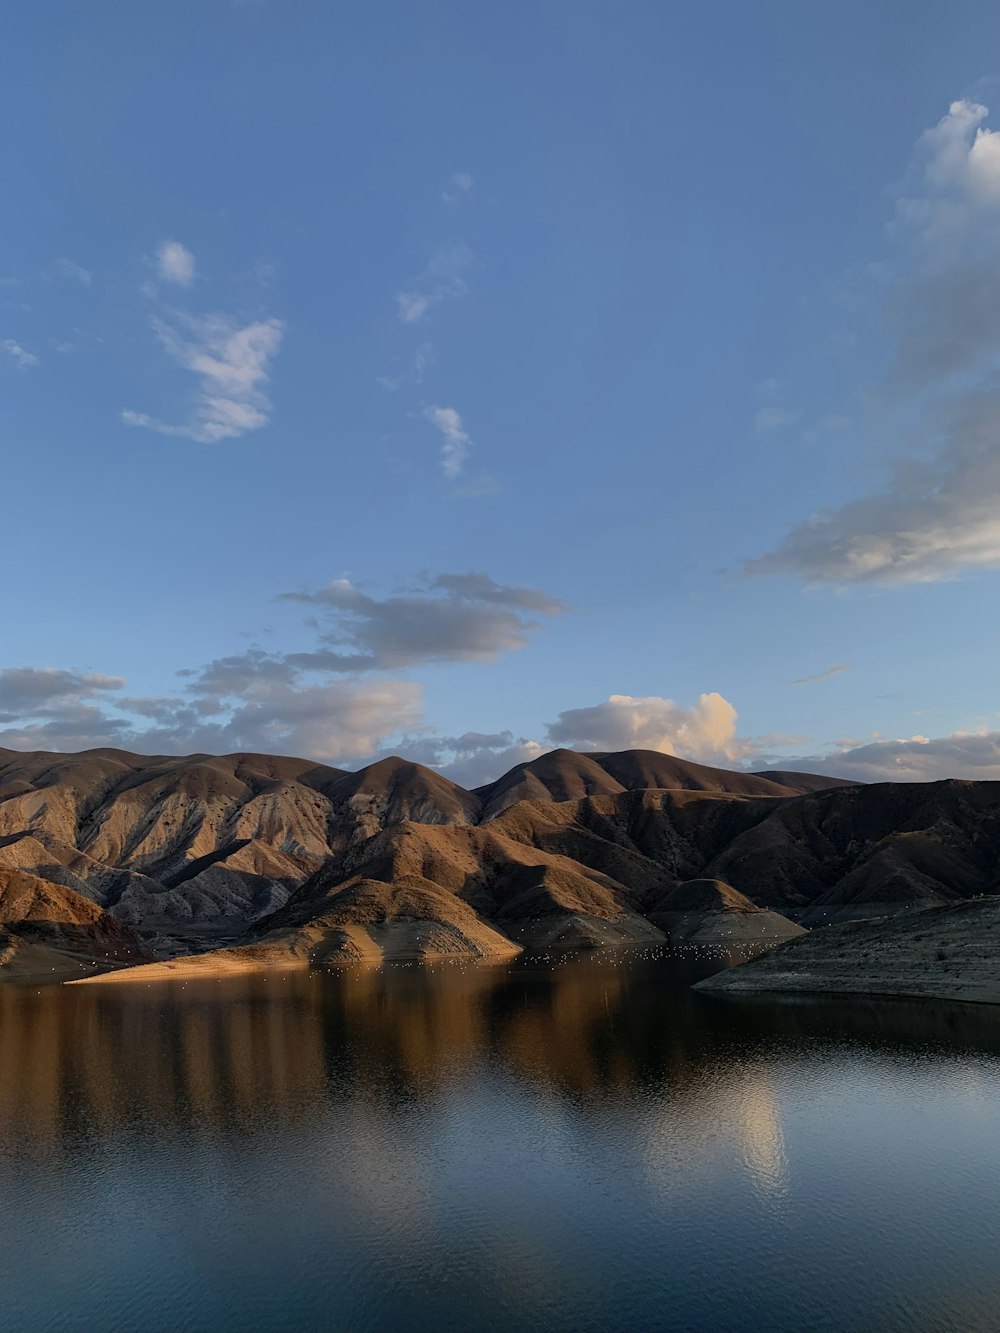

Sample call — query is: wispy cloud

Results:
[377,341,433,392]
[394,730,544,787]
[442,173,474,205]
[123,310,285,443]
[396,245,471,324]
[777,729,1000,782]
[156,239,196,288]
[792,662,852,685]
[749,98,1000,585]
[52,258,92,286]
[2,339,39,371]
[424,405,471,476]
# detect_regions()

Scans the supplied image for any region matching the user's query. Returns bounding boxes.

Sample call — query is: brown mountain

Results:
[10,743,999,986]
[0,747,478,933]
[0,745,849,937]
[474,747,835,819]
[0,866,150,981]
[645,878,806,945]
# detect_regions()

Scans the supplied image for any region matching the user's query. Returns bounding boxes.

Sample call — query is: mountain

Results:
[0,747,474,933]
[10,742,1000,986]
[0,745,849,935]
[751,769,858,794]
[645,878,806,945]
[474,748,838,819]
[698,778,1000,919]
[0,866,150,982]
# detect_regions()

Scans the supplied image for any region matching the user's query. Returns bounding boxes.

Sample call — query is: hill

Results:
[10,743,1000,985]
[0,745,847,935]
[695,897,1000,1004]
[0,866,150,981]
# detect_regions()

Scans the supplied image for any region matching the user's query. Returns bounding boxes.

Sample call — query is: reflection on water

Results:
[2,951,1000,1333]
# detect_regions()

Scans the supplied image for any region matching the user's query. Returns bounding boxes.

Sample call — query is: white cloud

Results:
[424,405,471,476]
[0,674,422,766]
[0,564,567,765]
[396,245,471,324]
[156,240,196,287]
[749,97,1000,585]
[442,173,474,204]
[123,311,285,443]
[546,692,746,765]
[397,293,432,323]
[0,668,130,752]
[0,667,125,719]
[747,385,1000,583]
[2,339,38,371]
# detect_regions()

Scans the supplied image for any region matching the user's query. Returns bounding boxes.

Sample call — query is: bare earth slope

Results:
[0,866,151,981]
[695,897,1000,1004]
[645,878,806,945]
[0,746,848,937]
[0,748,477,932]
[9,744,1000,991]
[700,779,1000,919]
[474,748,827,819]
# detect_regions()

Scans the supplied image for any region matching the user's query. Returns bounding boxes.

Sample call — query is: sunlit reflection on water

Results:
[2,950,1000,1333]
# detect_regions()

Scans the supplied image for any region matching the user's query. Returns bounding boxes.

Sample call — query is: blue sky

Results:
[4,0,1000,784]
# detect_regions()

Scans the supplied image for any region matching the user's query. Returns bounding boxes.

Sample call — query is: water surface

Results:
[2,950,1000,1333]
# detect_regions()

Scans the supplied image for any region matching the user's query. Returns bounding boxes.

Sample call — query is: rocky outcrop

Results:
[645,878,805,945]
[695,897,1000,1004]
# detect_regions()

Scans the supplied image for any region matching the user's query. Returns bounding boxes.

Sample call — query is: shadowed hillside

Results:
[4,744,1000,984]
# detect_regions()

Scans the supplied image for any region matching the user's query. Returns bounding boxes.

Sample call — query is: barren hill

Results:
[474,748,838,819]
[0,866,150,981]
[0,745,846,934]
[696,896,1000,1004]
[5,743,1000,984]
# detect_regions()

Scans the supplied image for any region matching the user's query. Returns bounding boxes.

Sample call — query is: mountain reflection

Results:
[3,952,1000,1165]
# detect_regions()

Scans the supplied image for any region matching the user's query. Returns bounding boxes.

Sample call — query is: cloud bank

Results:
[546,692,746,765]
[0,573,567,769]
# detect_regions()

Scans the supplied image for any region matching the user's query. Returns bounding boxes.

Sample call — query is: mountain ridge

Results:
[5,743,1000,984]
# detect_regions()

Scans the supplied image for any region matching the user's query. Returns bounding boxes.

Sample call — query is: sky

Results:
[4,0,1000,786]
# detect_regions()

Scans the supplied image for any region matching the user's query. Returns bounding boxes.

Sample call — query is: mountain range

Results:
[1,743,998,982]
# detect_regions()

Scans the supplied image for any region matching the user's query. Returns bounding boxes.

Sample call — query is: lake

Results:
[2,949,1000,1333]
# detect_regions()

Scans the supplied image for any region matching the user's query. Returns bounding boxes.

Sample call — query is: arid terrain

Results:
[697,897,1000,1004]
[2,744,999,989]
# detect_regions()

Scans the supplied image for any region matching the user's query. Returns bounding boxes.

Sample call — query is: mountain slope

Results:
[696,897,1000,1004]
[0,866,151,981]
[0,745,851,935]
[474,748,832,819]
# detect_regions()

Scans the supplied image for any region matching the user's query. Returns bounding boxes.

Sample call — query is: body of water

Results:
[2,950,1000,1333]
